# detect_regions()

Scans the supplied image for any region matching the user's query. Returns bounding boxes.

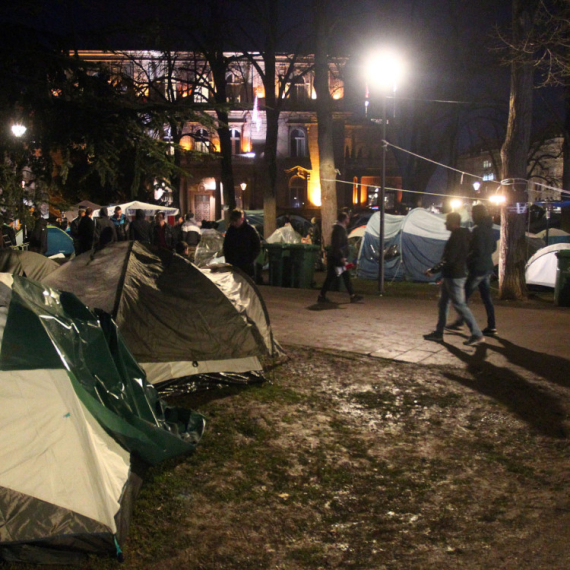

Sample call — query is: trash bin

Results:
[554,249,570,307]
[264,243,291,287]
[289,244,320,288]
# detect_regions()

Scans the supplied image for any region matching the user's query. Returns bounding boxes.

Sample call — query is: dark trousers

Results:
[320,262,354,297]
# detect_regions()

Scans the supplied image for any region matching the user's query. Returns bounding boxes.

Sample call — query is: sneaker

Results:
[317,295,333,304]
[445,322,463,331]
[463,335,484,346]
[482,327,498,336]
[350,294,363,303]
[423,331,444,342]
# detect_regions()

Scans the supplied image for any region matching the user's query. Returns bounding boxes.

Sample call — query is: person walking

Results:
[318,211,363,304]
[223,208,261,278]
[423,212,483,346]
[95,207,117,249]
[181,212,202,247]
[446,204,497,335]
[111,206,129,241]
[129,209,151,244]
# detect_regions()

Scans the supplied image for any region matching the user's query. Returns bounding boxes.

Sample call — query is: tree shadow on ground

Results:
[307,303,343,311]
[442,342,569,439]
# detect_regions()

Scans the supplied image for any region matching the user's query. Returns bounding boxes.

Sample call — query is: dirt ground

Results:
[9,345,570,570]
[127,345,570,569]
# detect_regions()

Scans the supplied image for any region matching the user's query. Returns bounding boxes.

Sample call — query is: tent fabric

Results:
[0,276,204,562]
[357,210,450,282]
[46,225,75,256]
[0,249,59,281]
[93,201,179,218]
[525,243,570,287]
[63,201,102,223]
[536,227,570,245]
[43,242,278,385]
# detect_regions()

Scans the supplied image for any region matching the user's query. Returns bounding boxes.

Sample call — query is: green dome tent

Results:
[0,275,204,563]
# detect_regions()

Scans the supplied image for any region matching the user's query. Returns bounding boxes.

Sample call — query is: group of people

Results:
[68,207,204,257]
[315,205,497,348]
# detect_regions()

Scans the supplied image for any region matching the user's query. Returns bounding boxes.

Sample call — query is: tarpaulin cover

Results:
[1,276,205,465]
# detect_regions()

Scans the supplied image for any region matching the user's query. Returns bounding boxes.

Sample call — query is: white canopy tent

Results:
[93,201,179,219]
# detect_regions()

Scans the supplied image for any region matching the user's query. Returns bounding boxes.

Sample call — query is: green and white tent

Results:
[0,275,205,563]
[43,242,280,391]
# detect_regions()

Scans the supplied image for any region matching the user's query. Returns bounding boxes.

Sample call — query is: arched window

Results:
[288,176,307,209]
[226,71,242,102]
[194,129,209,153]
[290,129,306,158]
[230,128,241,155]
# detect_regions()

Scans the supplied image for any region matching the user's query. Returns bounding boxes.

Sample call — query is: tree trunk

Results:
[563,86,570,191]
[498,0,538,300]
[313,0,337,247]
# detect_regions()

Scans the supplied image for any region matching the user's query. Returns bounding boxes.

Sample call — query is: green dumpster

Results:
[554,249,570,307]
[264,243,291,287]
[289,244,320,288]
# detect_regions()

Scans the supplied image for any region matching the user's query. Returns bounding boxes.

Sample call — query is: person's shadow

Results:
[441,342,569,439]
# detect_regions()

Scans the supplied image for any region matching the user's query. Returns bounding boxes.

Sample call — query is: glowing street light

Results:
[472,181,481,192]
[240,182,247,192]
[11,124,26,137]
[365,49,405,295]
[450,199,463,211]
[489,194,506,205]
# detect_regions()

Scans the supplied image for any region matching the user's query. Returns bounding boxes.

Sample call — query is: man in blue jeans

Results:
[423,212,483,346]
[446,204,497,335]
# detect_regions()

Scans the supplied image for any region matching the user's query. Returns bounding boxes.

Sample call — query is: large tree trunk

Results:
[313,0,337,247]
[499,0,538,300]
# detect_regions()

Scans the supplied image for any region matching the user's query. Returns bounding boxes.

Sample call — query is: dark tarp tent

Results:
[0,249,60,281]
[0,274,204,563]
[43,242,280,392]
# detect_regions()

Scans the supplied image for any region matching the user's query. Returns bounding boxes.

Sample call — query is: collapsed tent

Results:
[0,275,204,563]
[525,243,570,287]
[0,249,60,281]
[43,242,279,391]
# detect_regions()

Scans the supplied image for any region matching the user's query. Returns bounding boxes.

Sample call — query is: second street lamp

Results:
[366,51,404,294]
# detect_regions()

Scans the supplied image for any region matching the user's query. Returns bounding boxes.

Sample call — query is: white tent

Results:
[93,201,179,218]
[525,243,570,287]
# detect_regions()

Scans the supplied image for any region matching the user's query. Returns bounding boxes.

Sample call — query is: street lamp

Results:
[366,50,404,294]
[11,124,26,137]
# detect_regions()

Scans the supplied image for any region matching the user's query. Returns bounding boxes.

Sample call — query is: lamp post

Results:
[366,51,404,294]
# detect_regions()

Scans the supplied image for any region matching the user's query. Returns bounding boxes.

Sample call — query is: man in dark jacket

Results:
[95,207,117,249]
[223,209,261,278]
[29,211,48,254]
[111,206,129,241]
[423,212,483,346]
[446,204,497,335]
[70,208,86,255]
[318,211,363,304]
[77,207,99,254]
[129,209,151,244]
[150,212,174,250]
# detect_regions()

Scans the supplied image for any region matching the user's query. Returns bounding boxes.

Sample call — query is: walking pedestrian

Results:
[76,207,99,254]
[318,211,363,304]
[28,210,48,254]
[70,208,86,255]
[446,204,497,335]
[423,212,483,346]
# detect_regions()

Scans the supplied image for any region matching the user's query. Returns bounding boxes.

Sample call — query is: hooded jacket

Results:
[467,216,496,276]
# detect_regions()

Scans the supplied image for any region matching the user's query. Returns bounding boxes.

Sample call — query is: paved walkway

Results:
[259,285,570,380]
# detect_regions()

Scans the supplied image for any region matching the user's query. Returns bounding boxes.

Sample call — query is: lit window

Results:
[290,129,306,157]
[483,160,491,169]
[194,129,209,153]
[289,176,307,208]
[483,173,495,181]
[230,128,241,155]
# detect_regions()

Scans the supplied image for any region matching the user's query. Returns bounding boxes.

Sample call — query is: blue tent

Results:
[46,225,75,256]
[356,209,502,283]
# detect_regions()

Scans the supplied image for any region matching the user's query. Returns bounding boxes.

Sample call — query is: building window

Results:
[194,129,209,153]
[483,173,495,181]
[290,128,306,158]
[290,76,307,103]
[288,176,307,208]
[230,128,241,155]
[226,71,242,103]
[483,160,492,169]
